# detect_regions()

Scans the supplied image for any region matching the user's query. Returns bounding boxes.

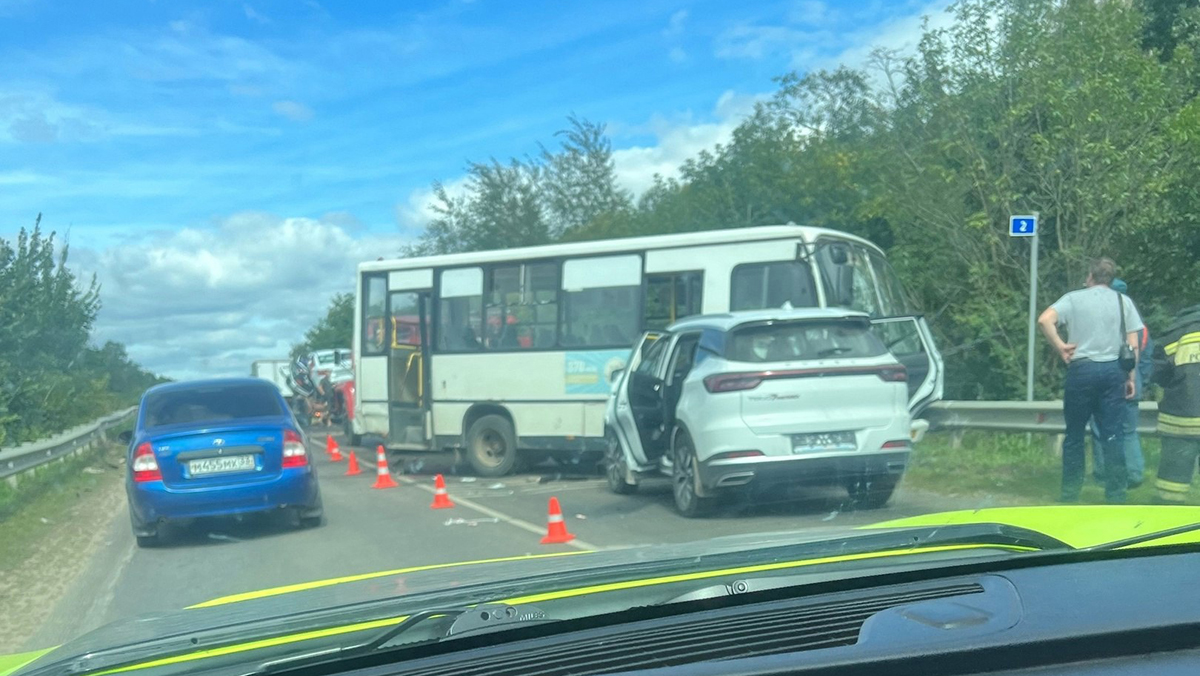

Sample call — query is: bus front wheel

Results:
[466,415,518,477]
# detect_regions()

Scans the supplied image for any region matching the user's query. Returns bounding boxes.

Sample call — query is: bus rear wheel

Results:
[466,415,518,477]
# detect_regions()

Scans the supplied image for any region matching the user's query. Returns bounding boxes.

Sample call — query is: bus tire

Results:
[466,415,518,477]
[343,416,362,447]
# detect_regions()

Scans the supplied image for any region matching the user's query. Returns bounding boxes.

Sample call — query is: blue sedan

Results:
[124,378,324,547]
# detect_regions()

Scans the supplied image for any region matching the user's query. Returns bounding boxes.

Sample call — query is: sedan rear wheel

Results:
[672,431,711,518]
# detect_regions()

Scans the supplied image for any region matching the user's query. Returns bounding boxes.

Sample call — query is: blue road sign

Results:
[1010,215,1037,237]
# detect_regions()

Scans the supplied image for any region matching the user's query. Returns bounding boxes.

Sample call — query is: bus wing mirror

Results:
[829,243,849,265]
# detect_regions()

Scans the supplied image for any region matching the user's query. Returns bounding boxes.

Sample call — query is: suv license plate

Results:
[792,432,856,454]
[188,455,256,476]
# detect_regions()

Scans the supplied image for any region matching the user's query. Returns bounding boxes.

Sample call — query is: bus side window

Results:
[437,267,483,352]
[730,261,817,311]
[645,272,703,330]
[561,255,641,348]
[362,275,388,356]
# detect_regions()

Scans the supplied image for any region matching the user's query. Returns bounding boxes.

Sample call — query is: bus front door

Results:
[387,291,432,448]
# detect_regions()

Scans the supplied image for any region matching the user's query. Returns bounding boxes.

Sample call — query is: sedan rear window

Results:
[727,320,887,363]
[144,384,283,428]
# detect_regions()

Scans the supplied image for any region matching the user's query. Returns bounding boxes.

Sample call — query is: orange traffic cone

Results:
[370,445,398,489]
[430,474,455,509]
[344,451,361,476]
[539,496,575,544]
[325,435,335,457]
[329,438,344,462]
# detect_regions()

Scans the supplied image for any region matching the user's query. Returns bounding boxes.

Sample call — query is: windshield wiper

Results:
[1085,522,1200,551]
[256,603,552,674]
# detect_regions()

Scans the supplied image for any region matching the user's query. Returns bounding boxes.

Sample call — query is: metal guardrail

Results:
[0,407,137,481]
[924,400,1160,436]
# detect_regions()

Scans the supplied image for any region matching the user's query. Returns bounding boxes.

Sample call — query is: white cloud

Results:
[663,9,688,37]
[715,24,816,61]
[611,90,762,197]
[789,0,832,26]
[668,46,687,63]
[395,175,471,231]
[243,3,270,24]
[815,0,952,72]
[272,100,314,122]
[72,213,406,379]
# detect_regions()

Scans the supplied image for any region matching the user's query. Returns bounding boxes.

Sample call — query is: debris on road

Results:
[822,511,839,522]
[487,482,506,490]
[459,477,477,483]
[39,517,51,525]
[443,517,500,527]
[575,514,587,520]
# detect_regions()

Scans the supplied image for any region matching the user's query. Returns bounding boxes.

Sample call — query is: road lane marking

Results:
[398,476,597,551]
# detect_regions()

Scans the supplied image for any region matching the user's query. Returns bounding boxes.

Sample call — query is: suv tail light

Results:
[704,365,909,393]
[704,373,766,393]
[131,442,162,482]
[283,429,308,468]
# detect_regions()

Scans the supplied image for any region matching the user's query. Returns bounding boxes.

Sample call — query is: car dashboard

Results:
[242,547,1200,676]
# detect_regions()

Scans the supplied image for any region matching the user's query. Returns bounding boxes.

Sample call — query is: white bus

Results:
[350,225,944,476]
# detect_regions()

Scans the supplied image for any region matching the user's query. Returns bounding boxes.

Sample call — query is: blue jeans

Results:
[1090,369,1144,484]
[1063,360,1127,503]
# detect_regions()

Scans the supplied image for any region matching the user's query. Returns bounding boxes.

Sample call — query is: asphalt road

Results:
[26,432,975,651]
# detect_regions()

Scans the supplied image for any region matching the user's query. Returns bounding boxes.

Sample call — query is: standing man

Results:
[1091,278,1151,487]
[1038,258,1143,504]
[1152,302,1200,503]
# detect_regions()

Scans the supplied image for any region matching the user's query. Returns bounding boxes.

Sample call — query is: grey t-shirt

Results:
[1050,286,1145,362]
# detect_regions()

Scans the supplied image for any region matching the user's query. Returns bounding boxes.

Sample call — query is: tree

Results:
[540,115,633,238]
[0,217,162,444]
[291,293,355,360]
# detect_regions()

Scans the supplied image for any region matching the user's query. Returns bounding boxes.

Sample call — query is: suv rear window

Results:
[727,319,887,363]
[144,384,283,428]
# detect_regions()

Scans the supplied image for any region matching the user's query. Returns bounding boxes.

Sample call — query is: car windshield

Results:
[728,319,887,363]
[144,385,283,428]
[4,0,1200,673]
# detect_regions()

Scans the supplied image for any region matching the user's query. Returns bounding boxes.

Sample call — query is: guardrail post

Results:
[950,430,964,450]
[1047,434,1063,458]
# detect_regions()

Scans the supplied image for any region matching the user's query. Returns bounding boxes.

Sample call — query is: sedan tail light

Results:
[703,373,765,393]
[131,442,162,482]
[283,429,308,468]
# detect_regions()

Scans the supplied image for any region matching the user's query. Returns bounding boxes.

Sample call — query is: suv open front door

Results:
[613,331,666,466]
[870,316,945,416]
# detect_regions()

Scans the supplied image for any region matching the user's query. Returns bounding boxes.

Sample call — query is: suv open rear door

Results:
[870,316,944,416]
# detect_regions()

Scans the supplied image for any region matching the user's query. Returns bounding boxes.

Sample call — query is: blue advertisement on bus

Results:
[565,350,631,395]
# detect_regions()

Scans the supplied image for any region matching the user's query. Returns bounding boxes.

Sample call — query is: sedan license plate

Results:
[188,455,256,476]
[792,432,856,454]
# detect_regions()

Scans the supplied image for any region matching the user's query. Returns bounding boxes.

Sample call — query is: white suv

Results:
[604,308,941,516]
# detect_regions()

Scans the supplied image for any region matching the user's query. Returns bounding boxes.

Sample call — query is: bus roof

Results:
[361,224,882,273]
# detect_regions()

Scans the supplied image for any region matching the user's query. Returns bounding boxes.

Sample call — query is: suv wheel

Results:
[605,428,637,495]
[846,474,899,510]
[672,430,711,517]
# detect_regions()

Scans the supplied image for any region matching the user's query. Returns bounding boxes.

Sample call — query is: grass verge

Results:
[0,441,125,570]
[904,430,1185,506]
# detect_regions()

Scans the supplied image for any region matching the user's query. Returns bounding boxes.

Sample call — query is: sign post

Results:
[1010,214,1039,402]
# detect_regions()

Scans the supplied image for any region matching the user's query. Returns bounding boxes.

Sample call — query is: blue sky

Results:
[0,0,947,377]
